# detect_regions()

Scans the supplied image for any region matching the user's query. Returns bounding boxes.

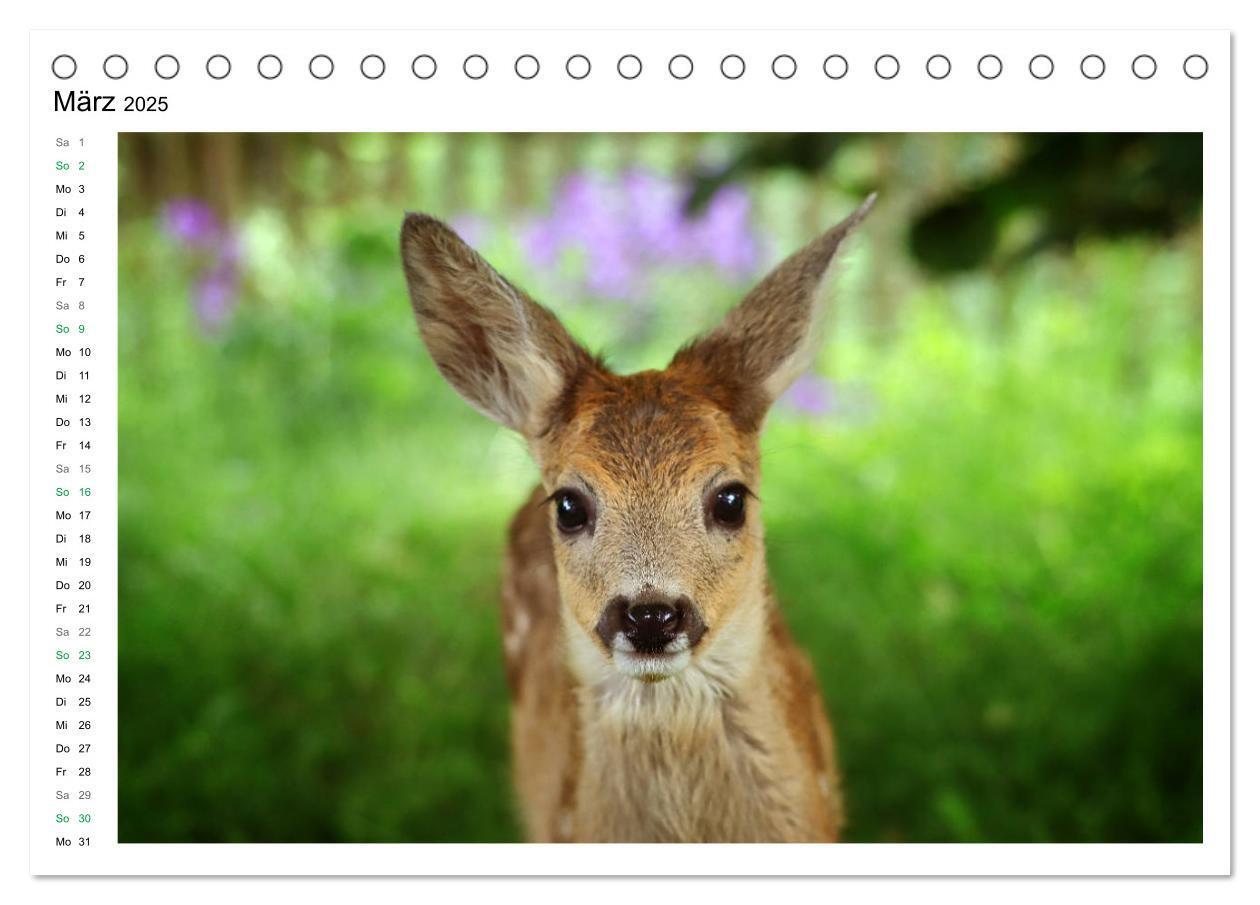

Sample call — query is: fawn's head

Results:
[401,197,873,682]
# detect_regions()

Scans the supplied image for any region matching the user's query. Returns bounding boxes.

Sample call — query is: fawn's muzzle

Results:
[596,592,706,654]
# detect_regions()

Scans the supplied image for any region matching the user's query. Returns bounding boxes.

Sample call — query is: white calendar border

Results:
[24,26,1231,877]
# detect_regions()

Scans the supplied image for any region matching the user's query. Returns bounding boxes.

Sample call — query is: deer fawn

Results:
[400,195,875,842]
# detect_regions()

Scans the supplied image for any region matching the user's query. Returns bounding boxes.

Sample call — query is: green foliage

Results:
[118,135,1201,843]
[766,245,1202,841]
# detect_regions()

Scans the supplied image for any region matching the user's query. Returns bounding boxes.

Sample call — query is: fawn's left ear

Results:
[670,194,876,427]
[401,213,595,436]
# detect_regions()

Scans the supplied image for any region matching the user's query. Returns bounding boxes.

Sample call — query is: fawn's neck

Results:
[564,588,810,841]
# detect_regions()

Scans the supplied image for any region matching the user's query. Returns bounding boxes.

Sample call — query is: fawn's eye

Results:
[710,484,747,529]
[553,490,591,534]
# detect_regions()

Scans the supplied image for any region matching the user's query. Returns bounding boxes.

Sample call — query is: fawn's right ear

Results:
[400,213,594,436]
[669,194,875,430]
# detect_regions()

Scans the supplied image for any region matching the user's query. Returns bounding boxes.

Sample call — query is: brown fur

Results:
[504,498,843,841]
[401,197,874,842]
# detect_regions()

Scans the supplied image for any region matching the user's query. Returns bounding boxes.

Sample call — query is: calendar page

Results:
[23,22,1231,881]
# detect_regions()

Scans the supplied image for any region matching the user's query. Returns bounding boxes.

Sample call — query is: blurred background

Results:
[118,132,1203,843]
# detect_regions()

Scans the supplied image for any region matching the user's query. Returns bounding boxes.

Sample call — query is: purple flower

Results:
[695,185,761,277]
[517,169,764,304]
[162,198,222,247]
[160,197,242,333]
[622,169,688,258]
[783,374,838,417]
[521,215,560,268]
[194,265,238,331]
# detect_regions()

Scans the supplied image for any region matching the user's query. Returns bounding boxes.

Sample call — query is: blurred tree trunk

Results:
[867,134,900,341]
[154,134,191,204]
[443,133,469,213]
[199,134,242,221]
[504,134,530,210]
[316,133,351,207]
[384,133,413,202]
[252,134,284,208]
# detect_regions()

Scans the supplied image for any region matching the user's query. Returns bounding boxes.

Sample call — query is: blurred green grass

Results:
[118,134,1201,843]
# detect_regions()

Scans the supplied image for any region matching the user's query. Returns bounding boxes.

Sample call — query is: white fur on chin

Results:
[611,648,691,681]
[610,631,692,680]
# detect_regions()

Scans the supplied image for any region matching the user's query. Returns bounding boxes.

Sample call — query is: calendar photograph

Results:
[115,131,1203,845]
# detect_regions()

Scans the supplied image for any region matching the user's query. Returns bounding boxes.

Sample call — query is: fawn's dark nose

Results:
[595,592,697,653]
[596,592,705,654]
[623,602,680,652]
